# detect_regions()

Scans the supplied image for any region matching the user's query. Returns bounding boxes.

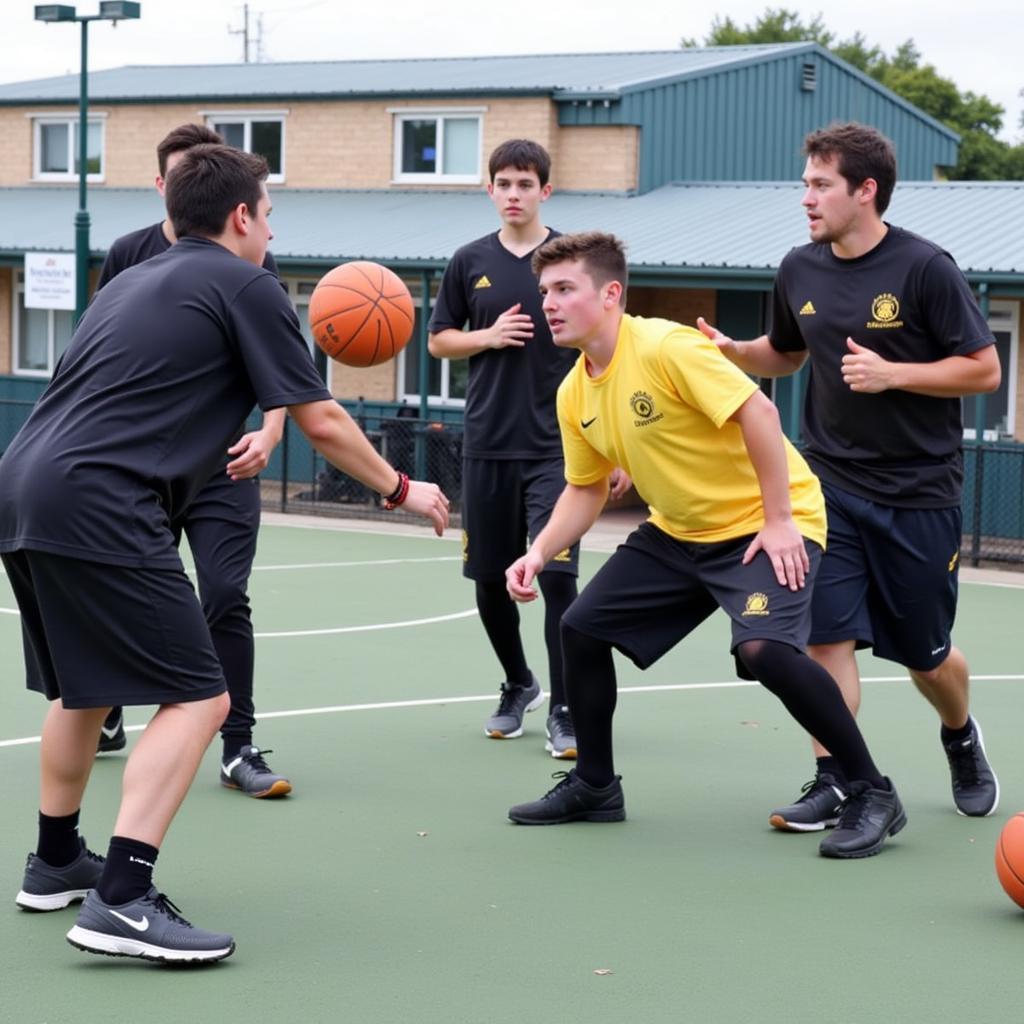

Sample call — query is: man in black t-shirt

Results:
[701,122,1001,832]
[3,144,449,963]
[429,139,629,758]
[95,123,293,803]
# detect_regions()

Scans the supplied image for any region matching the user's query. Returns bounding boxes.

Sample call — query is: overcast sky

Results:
[2,0,1021,142]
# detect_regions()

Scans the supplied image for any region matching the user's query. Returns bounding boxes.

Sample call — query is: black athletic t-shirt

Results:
[429,230,576,459]
[0,237,330,568]
[770,226,995,507]
[97,221,279,286]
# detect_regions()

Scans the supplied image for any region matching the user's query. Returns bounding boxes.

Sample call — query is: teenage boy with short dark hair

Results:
[4,144,449,962]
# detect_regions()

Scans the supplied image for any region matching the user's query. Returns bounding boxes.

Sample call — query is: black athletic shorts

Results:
[563,521,822,674]
[461,457,579,582]
[809,482,961,671]
[3,549,227,709]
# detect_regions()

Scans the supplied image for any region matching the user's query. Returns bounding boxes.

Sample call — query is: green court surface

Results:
[1,517,1022,1024]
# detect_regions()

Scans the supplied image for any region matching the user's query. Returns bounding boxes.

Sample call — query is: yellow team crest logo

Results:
[630,390,663,427]
[474,275,492,290]
[799,301,816,315]
[742,592,770,617]
[867,293,902,328]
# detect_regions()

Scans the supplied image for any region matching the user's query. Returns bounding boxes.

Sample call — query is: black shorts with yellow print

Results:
[563,521,822,674]
[461,456,579,582]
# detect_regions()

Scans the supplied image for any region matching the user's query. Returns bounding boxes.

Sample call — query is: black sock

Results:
[103,707,122,729]
[561,622,617,788]
[941,719,972,744]
[96,836,159,906]
[816,756,847,784]
[37,810,81,868]
[537,571,578,709]
[222,735,251,762]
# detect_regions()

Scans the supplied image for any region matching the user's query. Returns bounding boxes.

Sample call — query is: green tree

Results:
[682,9,1024,180]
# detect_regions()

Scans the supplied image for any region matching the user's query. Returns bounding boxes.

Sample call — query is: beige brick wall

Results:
[556,126,639,192]
[329,360,397,402]
[1,98,637,191]
[0,270,12,374]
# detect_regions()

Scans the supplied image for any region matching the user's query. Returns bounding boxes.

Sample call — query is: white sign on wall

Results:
[24,252,76,311]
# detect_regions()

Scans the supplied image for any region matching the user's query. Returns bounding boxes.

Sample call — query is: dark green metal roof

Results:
[2,181,1019,283]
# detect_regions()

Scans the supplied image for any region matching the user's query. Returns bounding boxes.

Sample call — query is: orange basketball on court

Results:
[308,261,415,367]
[995,813,1024,908]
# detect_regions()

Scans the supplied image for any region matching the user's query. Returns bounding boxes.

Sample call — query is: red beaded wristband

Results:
[383,471,410,510]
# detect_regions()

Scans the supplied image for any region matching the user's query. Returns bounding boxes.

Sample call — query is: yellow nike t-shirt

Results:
[557,315,826,547]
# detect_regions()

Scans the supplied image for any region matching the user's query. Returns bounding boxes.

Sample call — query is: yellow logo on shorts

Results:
[552,548,571,563]
[742,592,770,617]
[867,293,903,329]
[948,550,959,572]
[462,529,469,562]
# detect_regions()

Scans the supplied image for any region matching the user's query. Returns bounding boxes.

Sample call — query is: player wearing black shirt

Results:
[429,140,630,757]
[4,144,449,962]
[702,122,1000,832]
[93,124,292,802]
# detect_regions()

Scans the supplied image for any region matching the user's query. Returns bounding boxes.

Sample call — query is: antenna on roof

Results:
[228,3,264,63]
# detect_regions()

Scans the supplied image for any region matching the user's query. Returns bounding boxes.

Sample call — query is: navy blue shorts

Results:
[809,482,961,671]
[3,549,227,709]
[563,522,822,674]
[461,457,579,582]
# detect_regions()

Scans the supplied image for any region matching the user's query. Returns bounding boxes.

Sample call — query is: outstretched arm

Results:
[288,399,450,536]
[697,317,807,378]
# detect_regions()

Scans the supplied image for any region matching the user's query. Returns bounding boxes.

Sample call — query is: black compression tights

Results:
[735,639,884,787]
[475,574,577,707]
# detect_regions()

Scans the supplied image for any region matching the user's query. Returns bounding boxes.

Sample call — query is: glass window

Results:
[34,118,104,181]
[211,117,285,181]
[13,272,76,376]
[394,113,481,184]
[963,300,1019,440]
[397,275,466,406]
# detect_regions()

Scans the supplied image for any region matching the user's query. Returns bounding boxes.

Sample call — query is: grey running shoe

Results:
[944,716,999,817]
[66,886,234,964]
[818,778,906,859]
[544,705,578,760]
[485,676,544,739]
[16,837,104,912]
[221,745,292,798]
[509,770,626,825]
[97,709,126,753]
[769,772,848,832]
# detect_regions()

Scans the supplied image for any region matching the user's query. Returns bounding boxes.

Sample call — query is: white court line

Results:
[255,608,477,638]
[251,556,460,572]
[2,675,1023,750]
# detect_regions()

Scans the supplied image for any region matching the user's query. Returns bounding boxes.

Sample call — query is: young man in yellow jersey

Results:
[504,232,903,859]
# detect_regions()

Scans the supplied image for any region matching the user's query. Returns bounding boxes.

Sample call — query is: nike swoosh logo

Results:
[109,910,149,932]
[581,418,597,429]
[100,725,120,738]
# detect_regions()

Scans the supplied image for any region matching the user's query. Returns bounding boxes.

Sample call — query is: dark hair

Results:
[164,144,269,240]
[532,231,628,306]
[804,122,897,215]
[157,123,223,177]
[488,139,552,187]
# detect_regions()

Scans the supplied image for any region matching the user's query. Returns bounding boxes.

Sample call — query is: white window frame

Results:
[397,287,466,407]
[964,299,1019,441]
[389,106,484,185]
[202,109,288,184]
[11,269,74,377]
[28,111,107,183]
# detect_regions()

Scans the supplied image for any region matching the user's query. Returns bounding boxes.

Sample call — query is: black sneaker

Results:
[768,772,848,832]
[818,778,906,859]
[508,770,626,825]
[97,709,126,754]
[220,746,292,798]
[484,675,544,739]
[66,886,234,964]
[15,837,104,912]
[944,716,999,817]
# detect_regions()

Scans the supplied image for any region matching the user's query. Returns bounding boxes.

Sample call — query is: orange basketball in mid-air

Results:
[995,813,1024,908]
[309,261,415,367]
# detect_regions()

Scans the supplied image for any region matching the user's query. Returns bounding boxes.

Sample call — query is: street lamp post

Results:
[34,3,141,324]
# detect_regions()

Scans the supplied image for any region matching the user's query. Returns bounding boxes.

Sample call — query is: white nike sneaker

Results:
[66,886,234,963]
